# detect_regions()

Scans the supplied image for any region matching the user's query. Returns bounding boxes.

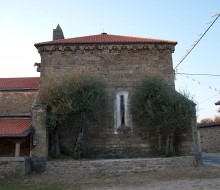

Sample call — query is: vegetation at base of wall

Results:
[131,76,195,156]
[199,116,220,123]
[39,73,107,158]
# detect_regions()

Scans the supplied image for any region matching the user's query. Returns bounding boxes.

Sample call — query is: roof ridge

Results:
[35,33,177,46]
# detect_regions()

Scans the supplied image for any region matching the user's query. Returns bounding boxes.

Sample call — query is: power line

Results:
[175,72,220,95]
[198,93,220,104]
[176,72,220,77]
[174,13,220,70]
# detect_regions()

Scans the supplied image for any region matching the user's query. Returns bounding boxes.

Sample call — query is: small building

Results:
[198,122,220,153]
[0,77,39,157]
[31,25,194,158]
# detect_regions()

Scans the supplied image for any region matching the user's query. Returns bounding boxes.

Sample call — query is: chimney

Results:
[53,24,65,40]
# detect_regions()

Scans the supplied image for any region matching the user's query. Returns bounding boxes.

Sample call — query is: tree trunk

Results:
[158,133,162,150]
[165,132,174,155]
[156,128,162,151]
[74,127,84,159]
[169,132,174,154]
[165,135,170,155]
[49,126,60,156]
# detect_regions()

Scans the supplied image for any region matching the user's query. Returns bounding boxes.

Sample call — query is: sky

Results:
[0,0,220,121]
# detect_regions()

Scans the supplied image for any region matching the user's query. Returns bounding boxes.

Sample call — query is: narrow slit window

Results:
[120,95,125,125]
[114,90,132,134]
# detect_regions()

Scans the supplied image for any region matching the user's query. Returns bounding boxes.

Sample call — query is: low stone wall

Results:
[0,157,48,176]
[0,157,31,176]
[0,156,195,176]
[199,126,220,153]
[46,156,194,175]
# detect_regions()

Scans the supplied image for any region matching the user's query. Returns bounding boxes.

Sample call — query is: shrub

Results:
[131,76,195,155]
[39,73,107,157]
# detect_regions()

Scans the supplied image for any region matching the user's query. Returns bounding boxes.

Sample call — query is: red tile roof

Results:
[0,77,40,90]
[0,118,32,137]
[215,100,220,105]
[35,33,177,46]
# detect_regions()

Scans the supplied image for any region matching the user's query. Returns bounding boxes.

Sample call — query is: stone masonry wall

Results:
[31,98,48,158]
[36,43,193,157]
[0,157,31,176]
[0,156,194,176]
[199,126,220,153]
[46,156,194,175]
[0,90,38,116]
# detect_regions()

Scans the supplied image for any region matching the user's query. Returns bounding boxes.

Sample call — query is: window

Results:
[114,90,132,134]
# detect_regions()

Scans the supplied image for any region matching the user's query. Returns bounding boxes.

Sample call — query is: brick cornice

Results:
[36,44,175,55]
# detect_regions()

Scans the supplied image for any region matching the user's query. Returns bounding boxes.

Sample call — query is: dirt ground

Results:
[25,164,220,190]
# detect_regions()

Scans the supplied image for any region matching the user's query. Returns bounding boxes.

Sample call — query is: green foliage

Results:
[131,76,195,155]
[131,77,170,129]
[39,73,106,129]
[39,73,107,157]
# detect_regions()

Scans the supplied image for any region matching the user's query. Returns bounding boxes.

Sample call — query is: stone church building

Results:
[0,25,194,159]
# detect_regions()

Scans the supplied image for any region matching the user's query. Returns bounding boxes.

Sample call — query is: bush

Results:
[39,73,107,157]
[131,76,195,155]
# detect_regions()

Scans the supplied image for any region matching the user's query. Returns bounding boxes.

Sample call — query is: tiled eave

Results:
[0,118,33,137]
[0,77,40,90]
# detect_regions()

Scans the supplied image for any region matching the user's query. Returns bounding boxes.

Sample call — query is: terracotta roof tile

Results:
[0,77,40,90]
[35,33,177,46]
[0,118,32,136]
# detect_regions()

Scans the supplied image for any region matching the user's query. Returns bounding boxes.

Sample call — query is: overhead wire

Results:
[198,93,220,104]
[176,73,220,77]
[174,12,220,106]
[174,13,220,70]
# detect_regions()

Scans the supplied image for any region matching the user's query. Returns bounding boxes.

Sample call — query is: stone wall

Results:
[35,42,193,157]
[0,90,38,116]
[199,126,220,153]
[39,45,175,89]
[0,157,31,176]
[31,98,48,158]
[0,157,48,176]
[0,156,195,176]
[46,156,194,175]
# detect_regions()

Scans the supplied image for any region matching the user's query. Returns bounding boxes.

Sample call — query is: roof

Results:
[0,118,32,137]
[0,77,40,90]
[215,100,220,105]
[35,33,177,46]
[198,122,220,128]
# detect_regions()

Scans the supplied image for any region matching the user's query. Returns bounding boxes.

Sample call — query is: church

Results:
[0,25,193,159]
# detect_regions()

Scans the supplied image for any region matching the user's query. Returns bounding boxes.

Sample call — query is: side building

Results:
[0,77,39,157]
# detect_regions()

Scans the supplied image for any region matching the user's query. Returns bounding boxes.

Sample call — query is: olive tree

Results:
[39,73,107,157]
[131,76,195,155]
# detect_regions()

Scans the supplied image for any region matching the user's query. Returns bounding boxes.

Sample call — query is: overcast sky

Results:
[0,0,219,121]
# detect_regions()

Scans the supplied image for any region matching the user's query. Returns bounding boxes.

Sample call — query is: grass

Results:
[0,165,220,190]
[0,177,79,190]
